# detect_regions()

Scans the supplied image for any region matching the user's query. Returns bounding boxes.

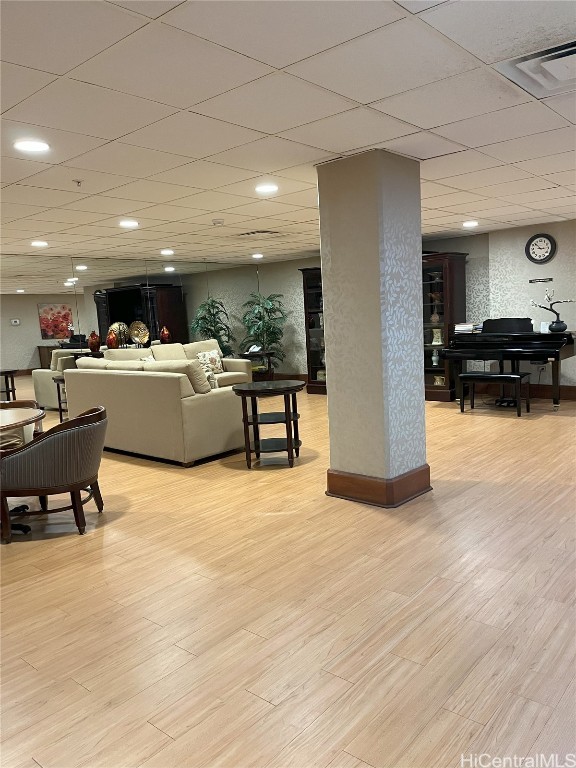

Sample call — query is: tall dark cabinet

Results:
[422,252,467,401]
[93,285,188,344]
[300,268,326,394]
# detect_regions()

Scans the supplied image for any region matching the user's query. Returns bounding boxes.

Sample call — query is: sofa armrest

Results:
[223,358,252,378]
[57,356,76,372]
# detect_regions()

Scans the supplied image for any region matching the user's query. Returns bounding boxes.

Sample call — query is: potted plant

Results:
[190,297,235,357]
[240,292,287,368]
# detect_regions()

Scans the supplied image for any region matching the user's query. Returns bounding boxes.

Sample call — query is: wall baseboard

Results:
[15,369,33,376]
[326,464,432,509]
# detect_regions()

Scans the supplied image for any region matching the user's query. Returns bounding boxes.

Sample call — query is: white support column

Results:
[318,150,430,507]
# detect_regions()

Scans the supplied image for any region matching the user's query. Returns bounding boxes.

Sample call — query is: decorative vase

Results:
[549,319,567,333]
[88,330,100,354]
[431,328,444,346]
[431,349,440,367]
[430,311,440,323]
[160,326,171,344]
[106,329,119,349]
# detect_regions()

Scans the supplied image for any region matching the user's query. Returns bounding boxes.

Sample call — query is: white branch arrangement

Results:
[530,290,575,322]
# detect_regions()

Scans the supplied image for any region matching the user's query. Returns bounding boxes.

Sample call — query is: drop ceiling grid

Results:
[1,0,575,290]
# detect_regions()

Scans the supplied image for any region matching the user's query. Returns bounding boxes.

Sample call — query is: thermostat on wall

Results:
[10,318,20,326]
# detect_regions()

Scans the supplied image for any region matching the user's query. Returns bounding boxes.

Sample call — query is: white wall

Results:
[0,293,84,370]
[425,219,576,384]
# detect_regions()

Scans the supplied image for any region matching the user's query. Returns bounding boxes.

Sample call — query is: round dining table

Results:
[0,408,45,433]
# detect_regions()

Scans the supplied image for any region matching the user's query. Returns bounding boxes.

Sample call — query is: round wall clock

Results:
[525,233,557,264]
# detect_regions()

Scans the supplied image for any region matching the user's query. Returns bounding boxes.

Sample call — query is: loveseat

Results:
[63,340,251,466]
[32,349,93,409]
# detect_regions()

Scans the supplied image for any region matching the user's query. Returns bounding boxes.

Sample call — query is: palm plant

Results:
[190,296,235,357]
[241,292,287,368]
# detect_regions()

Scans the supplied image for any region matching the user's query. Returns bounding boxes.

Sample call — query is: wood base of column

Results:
[326,464,431,509]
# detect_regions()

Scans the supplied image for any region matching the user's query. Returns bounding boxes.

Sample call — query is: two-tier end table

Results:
[232,380,305,468]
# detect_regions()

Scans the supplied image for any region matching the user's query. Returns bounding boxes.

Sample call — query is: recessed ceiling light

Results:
[64,282,74,287]
[75,265,88,271]
[14,139,50,153]
[67,277,79,282]
[255,183,278,195]
[164,266,175,272]
[31,240,48,248]
[16,289,25,293]
[463,220,479,228]
[160,249,174,256]
[119,219,139,229]
[252,253,264,259]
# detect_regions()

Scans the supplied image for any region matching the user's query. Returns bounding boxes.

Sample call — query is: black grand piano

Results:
[442,318,575,408]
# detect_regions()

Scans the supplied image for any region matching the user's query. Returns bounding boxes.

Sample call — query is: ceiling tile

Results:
[109,1,185,19]
[433,102,570,148]
[372,68,530,129]
[442,198,529,214]
[422,191,490,208]
[148,160,257,189]
[1,157,52,185]
[69,22,272,108]
[479,127,576,163]
[104,180,201,203]
[272,189,319,208]
[280,108,417,153]
[514,151,576,176]
[0,63,57,113]
[162,1,405,68]
[542,93,576,125]
[164,191,252,211]
[2,219,75,234]
[0,0,146,75]
[178,212,252,226]
[127,203,208,221]
[420,150,505,180]
[62,142,191,179]
[192,73,354,134]
[62,195,150,215]
[206,138,333,173]
[420,1,576,64]
[21,208,109,225]
[16,166,135,195]
[542,171,576,187]
[2,120,109,164]
[379,132,465,160]
[1,185,90,208]
[1,202,50,222]
[4,80,176,140]
[420,181,461,198]
[434,166,531,192]
[221,200,305,218]
[275,164,321,185]
[472,178,557,197]
[121,112,264,160]
[286,17,478,104]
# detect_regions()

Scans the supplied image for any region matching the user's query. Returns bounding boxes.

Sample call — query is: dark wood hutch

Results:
[93,284,188,344]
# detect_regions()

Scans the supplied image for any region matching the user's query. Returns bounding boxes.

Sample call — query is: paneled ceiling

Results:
[1,0,575,293]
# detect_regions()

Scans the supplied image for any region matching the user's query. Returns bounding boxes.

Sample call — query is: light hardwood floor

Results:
[1,377,575,768]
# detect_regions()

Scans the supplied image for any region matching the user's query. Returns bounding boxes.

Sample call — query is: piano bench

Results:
[459,372,531,417]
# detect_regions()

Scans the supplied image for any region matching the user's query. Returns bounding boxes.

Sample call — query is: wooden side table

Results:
[52,376,68,423]
[232,380,305,468]
[0,370,17,402]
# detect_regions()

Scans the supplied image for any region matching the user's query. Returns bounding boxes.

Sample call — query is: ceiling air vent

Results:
[494,41,576,98]
[237,230,281,237]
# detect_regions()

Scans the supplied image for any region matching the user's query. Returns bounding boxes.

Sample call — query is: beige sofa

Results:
[32,349,93,409]
[63,340,252,466]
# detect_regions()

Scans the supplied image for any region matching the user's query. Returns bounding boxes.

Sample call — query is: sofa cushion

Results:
[76,357,108,369]
[196,349,224,375]
[143,360,211,394]
[106,360,144,371]
[151,343,187,361]
[104,348,146,361]
[183,339,222,359]
[214,371,250,387]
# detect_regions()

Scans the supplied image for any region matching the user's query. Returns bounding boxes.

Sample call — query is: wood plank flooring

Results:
[2,378,575,768]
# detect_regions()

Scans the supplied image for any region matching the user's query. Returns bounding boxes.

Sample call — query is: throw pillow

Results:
[206,371,219,389]
[196,349,223,375]
[142,359,211,394]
